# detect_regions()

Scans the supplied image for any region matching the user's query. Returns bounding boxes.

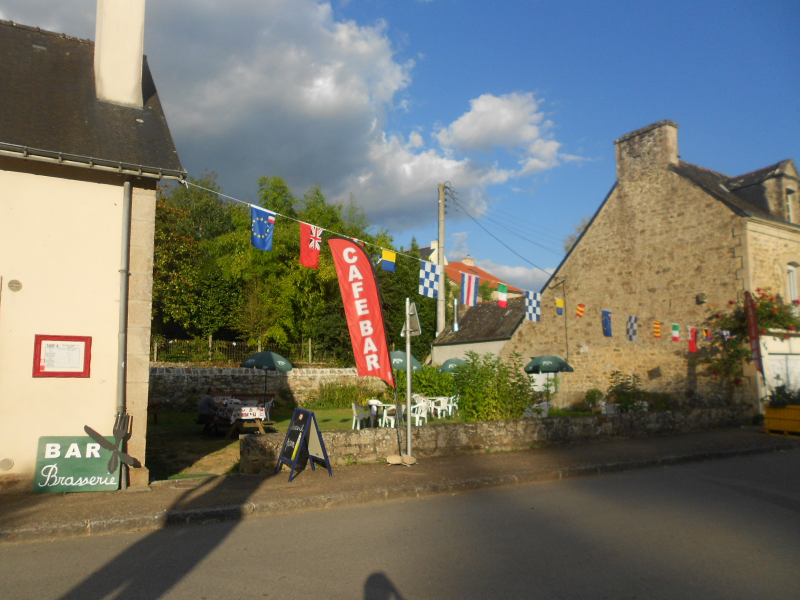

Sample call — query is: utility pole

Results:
[437,183,446,336]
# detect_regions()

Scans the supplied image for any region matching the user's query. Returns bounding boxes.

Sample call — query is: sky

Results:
[1,0,798,291]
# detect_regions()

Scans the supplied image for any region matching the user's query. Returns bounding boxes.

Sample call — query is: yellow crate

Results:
[764,405,800,434]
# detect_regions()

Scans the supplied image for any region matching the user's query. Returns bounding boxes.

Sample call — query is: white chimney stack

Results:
[94,0,146,108]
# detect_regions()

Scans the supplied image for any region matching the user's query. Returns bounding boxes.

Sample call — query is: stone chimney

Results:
[614,120,678,181]
[94,0,146,108]
[462,255,475,267]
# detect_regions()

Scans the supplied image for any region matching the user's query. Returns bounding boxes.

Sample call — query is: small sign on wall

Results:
[32,335,92,378]
[34,436,120,493]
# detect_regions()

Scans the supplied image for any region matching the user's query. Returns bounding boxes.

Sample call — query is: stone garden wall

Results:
[148,367,385,407]
[240,405,754,473]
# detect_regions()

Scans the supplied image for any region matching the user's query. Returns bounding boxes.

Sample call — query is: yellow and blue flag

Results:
[381,250,396,272]
[250,205,276,251]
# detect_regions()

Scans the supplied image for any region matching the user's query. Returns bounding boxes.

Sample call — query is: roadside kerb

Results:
[1,436,796,545]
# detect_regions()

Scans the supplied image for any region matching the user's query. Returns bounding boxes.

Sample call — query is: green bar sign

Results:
[34,436,120,493]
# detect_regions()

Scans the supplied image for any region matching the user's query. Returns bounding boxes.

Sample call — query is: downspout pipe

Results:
[117,180,132,489]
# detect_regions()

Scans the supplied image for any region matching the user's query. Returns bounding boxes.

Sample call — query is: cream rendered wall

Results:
[432,340,508,365]
[0,168,125,483]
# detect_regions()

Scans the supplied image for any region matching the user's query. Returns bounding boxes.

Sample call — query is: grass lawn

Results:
[145,405,462,481]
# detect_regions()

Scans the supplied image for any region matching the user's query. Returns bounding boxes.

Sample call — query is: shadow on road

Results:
[363,572,405,600]
[56,473,271,600]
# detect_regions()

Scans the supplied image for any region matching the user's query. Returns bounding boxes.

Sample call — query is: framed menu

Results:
[32,335,92,378]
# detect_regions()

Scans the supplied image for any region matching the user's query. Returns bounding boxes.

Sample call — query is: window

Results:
[787,263,799,304]
[787,188,796,223]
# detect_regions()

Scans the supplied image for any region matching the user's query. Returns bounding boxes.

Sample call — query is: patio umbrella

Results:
[438,357,467,373]
[524,355,572,404]
[390,351,422,371]
[241,351,293,371]
[241,351,293,397]
[524,355,573,374]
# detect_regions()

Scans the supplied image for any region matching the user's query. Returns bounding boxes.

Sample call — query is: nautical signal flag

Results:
[250,205,276,251]
[525,291,541,322]
[576,303,585,318]
[626,316,638,342]
[556,298,565,316]
[688,327,698,353]
[653,321,662,338]
[497,283,508,308]
[299,222,323,269]
[602,310,612,337]
[671,324,680,342]
[461,273,479,307]
[419,261,441,298]
[381,250,396,272]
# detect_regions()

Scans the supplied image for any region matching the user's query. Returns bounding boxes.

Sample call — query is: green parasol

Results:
[390,351,422,371]
[438,357,467,373]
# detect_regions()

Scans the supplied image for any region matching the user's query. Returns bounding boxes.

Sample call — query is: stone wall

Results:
[148,367,385,407]
[240,405,754,473]
[503,121,745,406]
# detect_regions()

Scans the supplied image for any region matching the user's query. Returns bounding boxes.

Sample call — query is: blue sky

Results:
[2,0,798,290]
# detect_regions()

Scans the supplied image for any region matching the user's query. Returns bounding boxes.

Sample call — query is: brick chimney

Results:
[614,120,678,181]
[94,0,146,108]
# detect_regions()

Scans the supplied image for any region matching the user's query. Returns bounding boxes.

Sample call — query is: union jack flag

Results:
[308,226,323,251]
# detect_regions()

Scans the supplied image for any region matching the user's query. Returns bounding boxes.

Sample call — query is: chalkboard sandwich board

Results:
[274,409,332,482]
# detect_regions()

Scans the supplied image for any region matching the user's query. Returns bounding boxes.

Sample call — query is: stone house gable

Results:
[503,120,799,406]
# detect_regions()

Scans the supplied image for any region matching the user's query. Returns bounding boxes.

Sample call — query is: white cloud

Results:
[447,231,553,291]
[0,1,573,233]
[476,260,553,292]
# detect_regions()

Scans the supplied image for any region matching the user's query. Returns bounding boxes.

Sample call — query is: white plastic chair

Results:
[430,397,449,419]
[380,404,404,428]
[352,403,370,430]
[410,402,428,426]
[261,398,274,421]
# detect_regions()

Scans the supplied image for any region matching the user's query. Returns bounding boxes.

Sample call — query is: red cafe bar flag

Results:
[300,222,323,269]
[329,237,395,388]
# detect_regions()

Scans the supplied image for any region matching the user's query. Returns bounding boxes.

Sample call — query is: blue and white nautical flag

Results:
[250,205,276,251]
[626,315,638,342]
[461,273,479,307]
[602,310,613,337]
[419,261,441,298]
[525,291,541,322]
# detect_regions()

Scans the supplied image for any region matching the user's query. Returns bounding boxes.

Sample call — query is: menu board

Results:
[32,335,92,378]
[275,409,332,482]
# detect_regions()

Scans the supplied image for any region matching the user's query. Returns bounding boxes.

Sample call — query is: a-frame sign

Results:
[274,409,332,482]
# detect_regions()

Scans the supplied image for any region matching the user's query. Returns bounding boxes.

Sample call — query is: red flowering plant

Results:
[703,289,800,387]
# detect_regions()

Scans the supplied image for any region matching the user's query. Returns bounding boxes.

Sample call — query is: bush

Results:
[764,384,800,408]
[585,388,603,408]
[606,371,648,413]
[393,365,454,398]
[453,352,531,422]
[305,379,378,409]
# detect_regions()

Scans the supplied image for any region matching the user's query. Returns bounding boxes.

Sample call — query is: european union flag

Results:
[602,310,613,337]
[250,205,276,251]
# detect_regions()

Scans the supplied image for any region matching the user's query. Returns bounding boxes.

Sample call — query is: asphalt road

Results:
[1,450,799,600]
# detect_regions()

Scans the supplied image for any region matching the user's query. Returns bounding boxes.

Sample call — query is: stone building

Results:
[432,296,526,364]
[503,120,799,407]
[0,2,183,492]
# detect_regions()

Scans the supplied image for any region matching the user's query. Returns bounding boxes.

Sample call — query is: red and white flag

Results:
[687,326,698,353]
[329,237,395,388]
[300,222,323,269]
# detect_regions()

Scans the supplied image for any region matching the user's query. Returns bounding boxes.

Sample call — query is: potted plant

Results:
[763,385,800,434]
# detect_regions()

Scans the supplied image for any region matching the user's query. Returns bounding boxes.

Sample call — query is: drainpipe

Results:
[117,180,132,489]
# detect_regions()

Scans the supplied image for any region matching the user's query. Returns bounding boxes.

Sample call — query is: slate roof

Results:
[671,160,798,226]
[433,296,526,346]
[0,20,183,177]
